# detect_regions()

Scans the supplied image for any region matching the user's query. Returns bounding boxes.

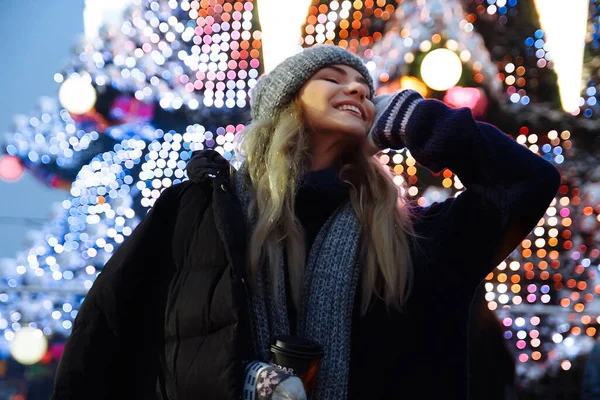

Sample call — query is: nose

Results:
[346,81,368,99]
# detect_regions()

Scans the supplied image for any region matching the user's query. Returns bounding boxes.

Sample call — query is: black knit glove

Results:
[186,149,230,183]
[368,89,424,150]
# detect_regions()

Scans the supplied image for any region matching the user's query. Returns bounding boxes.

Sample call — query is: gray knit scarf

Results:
[234,165,362,400]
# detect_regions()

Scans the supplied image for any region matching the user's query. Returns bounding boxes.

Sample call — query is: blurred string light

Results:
[525,29,551,70]
[3,97,103,188]
[498,29,547,106]
[460,0,563,106]
[63,0,263,111]
[591,0,600,50]
[580,85,599,119]
[493,312,598,380]
[138,123,242,208]
[381,127,570,207]
[315,0,504,97]
[12,138,144,282]
[0,271,80,352]
[0,133,149,340]
[482,0,519,15]
[0,120,238,342]
[99,0,262,109]
[378,146,460,205]
[482,126,600,372]
[485,129,572,310]
[0,1,256,348]
[257,0,312,72]
[533,0,588,114]
[579,1,600,118]
[498,30,546,106]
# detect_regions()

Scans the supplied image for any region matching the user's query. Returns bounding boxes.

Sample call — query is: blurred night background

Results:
[2,0,600,398]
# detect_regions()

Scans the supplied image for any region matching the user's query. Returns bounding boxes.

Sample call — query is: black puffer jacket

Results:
[51,150,251,400]
[52,100,561,399]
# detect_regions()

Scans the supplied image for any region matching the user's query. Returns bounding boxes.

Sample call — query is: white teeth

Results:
[337,104,362,117]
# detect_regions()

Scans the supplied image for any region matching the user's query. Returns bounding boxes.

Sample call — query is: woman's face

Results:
[298,64,376,149]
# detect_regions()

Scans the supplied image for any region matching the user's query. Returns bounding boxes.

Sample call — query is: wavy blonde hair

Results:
[233,100,418,316]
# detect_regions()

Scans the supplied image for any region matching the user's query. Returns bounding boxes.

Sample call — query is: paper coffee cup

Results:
[269,336,324,393]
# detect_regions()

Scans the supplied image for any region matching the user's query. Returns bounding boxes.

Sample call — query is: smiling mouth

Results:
[336,104,363,119]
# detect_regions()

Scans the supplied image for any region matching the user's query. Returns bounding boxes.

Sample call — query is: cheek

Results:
[300,101,324,122]
[299,82,333,113]
[300,98,331,124]
[365,103,376,124]
[299,102,328,132]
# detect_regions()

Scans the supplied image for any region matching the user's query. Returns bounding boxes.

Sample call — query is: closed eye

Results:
[323,78,338,83]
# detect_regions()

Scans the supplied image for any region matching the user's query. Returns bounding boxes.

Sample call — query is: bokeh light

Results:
[420,48,463,91]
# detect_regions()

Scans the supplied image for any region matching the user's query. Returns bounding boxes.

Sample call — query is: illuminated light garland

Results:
[461,0,560,106]
[3,97,104,187]
[363,0,501,98]
[0,133,148,342]
[498,28,552,106]
[62,0,263,111]
[578,0,600,118]
[0,120,237,342]
[483,130,600,379]
[137,123,242,209]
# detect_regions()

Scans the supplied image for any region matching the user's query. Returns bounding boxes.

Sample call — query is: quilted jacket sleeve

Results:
[405,100,561,292]
[51,183,188,399]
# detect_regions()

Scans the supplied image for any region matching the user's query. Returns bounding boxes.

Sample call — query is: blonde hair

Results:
[233,100,418,316]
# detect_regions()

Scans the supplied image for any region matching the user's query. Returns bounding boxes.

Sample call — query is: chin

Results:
[341,127,368,140]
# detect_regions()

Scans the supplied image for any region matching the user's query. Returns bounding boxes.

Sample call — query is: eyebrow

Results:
[322,65,370,89]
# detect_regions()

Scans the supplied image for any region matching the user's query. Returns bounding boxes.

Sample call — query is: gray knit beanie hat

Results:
[250,44,374,121]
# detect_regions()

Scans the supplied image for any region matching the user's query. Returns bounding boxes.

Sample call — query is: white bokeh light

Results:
[58,74,97,115]
[420,48,463,92]
[9,327,48,365]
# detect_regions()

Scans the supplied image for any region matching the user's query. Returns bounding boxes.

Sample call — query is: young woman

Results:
[51,45,561,400]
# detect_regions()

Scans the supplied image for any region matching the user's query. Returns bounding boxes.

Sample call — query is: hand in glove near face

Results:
[364,89,424,156]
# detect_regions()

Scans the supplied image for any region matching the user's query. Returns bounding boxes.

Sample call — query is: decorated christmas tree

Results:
[0,0,260,373]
